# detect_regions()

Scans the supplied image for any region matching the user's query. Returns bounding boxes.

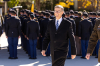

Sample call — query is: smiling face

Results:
[54,7,64,19]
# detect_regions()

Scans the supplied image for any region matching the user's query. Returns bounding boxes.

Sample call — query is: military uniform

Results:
[26,14,39,59]
[87,17,100,62]
[5,10,21,59]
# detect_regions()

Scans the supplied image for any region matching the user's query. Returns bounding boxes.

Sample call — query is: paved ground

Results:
[0,33,99,66]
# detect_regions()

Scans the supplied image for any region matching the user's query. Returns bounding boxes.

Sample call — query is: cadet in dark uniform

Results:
[5,10,21,59]
[79,13,93,59]
[91,12,97,28]
[4,9,11,31]
[40,12,51,56]
[74,12,83,56]
[88,12,93,20]
[65,12,76,59]
[4,9,12,52]
[19,10,24,47]
[23,10,31,55]
[50,11,55,19]
[26,14,39,59]
[69,10,75,19]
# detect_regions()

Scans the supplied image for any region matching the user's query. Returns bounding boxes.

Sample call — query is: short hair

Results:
[78,12,82,16]
[54,5,64,11]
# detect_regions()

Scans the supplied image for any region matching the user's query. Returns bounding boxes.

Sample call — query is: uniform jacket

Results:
[87,18,100,62]
[79,19,93,40]
[26,20,39,40]
[5,16,21,37]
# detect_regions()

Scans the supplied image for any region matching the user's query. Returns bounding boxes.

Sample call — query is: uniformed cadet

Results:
[38,11,46,51]
[74,12,83,56]
[5,10,21,59]
[88,12,93,20]
[23,10,30,54]
[40,12,51,56]
[94,13,100,58]
[91,12,97,28]
[91,12,97,56]
[19,10,24,47]
[4,9,12,52]
[79,13,93,59]
[26,14,39,59]
[69,10,75,19]
[86,12,100,63]
[4,9,11,31]
[65,12,76,59]
[50,11,55,19]
[74,11,78,19]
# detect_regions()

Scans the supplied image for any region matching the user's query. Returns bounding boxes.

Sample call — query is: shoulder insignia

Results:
[15,16,20,19]
[7,17,10,19]
[27,21,30,23]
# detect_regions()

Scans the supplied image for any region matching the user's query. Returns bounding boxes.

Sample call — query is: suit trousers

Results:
[81,40,89,57]
[29,39,37,58]
[51,50,67,66]
[8,37,18,58]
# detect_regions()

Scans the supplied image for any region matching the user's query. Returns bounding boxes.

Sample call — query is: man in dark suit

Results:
[5,10,21,59]
[79,13,93,59]
[41,5,76,66]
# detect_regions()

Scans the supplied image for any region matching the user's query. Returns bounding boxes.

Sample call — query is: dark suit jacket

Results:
[66,18,76,35]
[26,20,39,40]
[79,19,93,40]
[40,18,50,37]
[42,18,76,55]
[6,17,21,37]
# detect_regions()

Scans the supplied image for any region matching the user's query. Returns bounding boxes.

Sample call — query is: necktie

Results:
[56,20,59,30]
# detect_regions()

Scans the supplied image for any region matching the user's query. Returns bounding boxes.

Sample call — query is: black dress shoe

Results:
[8,57,13,59]
[29,57,37,59]
[95,56,98,58]
[13,57,18,59]
[67,57,71,59]
[81,57,86,59]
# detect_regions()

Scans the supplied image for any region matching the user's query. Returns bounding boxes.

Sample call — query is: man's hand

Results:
[41,50,46,56]
[27,37,29,40]
[25,35,27,38]
[6,36,8,38]
[71,55,76,59]
[85,53,90,60]
[37,37,39,40]
[79,37,81,39]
